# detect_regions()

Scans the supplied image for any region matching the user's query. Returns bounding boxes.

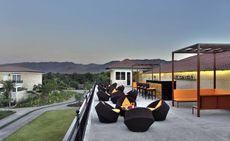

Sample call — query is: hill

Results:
[0,59,168,73]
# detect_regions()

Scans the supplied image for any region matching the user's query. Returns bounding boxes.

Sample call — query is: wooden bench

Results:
[173,89,197,107]
[174,89,230,112]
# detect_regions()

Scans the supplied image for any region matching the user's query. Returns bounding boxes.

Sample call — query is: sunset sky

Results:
[1,0,230,64]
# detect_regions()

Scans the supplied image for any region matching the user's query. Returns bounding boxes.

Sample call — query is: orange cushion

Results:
[121,98,131,108]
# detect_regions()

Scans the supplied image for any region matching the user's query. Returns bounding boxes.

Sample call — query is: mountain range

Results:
[0,59,168,73]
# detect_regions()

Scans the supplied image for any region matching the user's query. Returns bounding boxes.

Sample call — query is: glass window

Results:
[115,72,126,80]
[121,72,125,80]
[12,74,22,83]
[116,72,120,80]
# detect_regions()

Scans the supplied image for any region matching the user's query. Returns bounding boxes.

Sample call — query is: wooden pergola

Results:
[132,63,161,82]
[172,43,230,117]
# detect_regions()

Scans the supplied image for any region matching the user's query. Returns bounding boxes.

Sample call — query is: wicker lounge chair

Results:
[117,85,125,93]
[95,102,120,123]
[111,91,125,104]
[116,96,136,116]
[127,89,138,100]
[106,83,117,95]
[97,91,110,101]
[124,107,154,132]
[147,100,170,121]
[97,85,106,92]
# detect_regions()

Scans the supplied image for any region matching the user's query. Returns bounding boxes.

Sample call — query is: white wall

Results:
[11,90,28,103]
[110,69,132,86]
[21,72,42,91]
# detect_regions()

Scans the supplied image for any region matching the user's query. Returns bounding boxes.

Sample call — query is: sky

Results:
[1,0,230,64]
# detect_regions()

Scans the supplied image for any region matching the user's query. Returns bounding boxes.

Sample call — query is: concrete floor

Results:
[84,87,230,141]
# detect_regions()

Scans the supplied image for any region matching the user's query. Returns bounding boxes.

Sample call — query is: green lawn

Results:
[0,111,16,120]
[4,108,76,141]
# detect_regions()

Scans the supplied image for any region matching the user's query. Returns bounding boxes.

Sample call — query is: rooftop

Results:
[0,66,42,73]
[145,51,230,74]
[108,59,168,69]
[84,86,230,141]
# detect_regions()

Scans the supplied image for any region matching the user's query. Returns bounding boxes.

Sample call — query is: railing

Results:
[12,80,23,83]
[63,84,96,141]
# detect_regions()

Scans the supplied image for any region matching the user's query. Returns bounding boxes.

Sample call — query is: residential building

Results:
[107,59,167,86]
[0,66,42,102]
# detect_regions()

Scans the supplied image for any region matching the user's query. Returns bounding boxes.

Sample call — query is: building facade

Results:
[0,66,42,102]
[107,59,166,86]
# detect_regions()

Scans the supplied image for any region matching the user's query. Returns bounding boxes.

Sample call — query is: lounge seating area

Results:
[84,83,230,141]
[94,82,169,132]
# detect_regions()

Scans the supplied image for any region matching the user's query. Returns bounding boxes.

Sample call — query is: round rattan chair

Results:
[111,91,125,104]
[116,96,136,116]
[95,102,120,123]
[127,89,138,100]
[147,100,170,121]
[97,90,110,101]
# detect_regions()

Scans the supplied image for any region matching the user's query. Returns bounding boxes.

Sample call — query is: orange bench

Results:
[173,89,216,107]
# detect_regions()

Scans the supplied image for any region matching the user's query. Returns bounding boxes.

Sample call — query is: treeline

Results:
[43,72,110,90]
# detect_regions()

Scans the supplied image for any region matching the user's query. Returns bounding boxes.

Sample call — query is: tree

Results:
[2,80,14,107]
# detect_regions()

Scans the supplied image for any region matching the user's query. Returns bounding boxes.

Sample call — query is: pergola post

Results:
[214,53,216,89]
[172,52,175,107]
[132,66,134,90]
[159,64,161,81]
[197,45,201,117]
[152,64,154,81]
[137,68,139,82]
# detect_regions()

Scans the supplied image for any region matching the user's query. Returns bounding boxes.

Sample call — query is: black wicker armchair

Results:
[124,107,154,132]
[147,100,170,121]
[97,91,110,101]
[110,91,125,104]
[95,102,120,123]
[116,96,136,116]
[117,85,125,93]
[97,85,106,92]
[106,83,117,95]
[127,89,138,100]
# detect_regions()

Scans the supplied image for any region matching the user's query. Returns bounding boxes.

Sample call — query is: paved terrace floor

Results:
[84,86,230,141]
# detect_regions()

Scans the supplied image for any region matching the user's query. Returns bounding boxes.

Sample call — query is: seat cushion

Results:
[112,108,121,113]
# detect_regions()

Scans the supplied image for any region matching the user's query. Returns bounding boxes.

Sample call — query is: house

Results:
[0,66,42,102]
[107,59,167,86]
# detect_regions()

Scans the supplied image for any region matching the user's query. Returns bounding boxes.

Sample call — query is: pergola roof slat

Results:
[173,43,230,53]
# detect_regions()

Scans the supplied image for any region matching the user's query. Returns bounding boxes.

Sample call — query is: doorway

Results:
[127,72,131,86]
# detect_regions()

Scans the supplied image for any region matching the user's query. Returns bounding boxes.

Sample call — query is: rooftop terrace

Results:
[84,86,230,141]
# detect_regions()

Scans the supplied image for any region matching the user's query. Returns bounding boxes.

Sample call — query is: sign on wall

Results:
[175,75,196,81]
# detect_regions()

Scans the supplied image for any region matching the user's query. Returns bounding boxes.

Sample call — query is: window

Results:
[12,74,22,83]
[115,72,126,80]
